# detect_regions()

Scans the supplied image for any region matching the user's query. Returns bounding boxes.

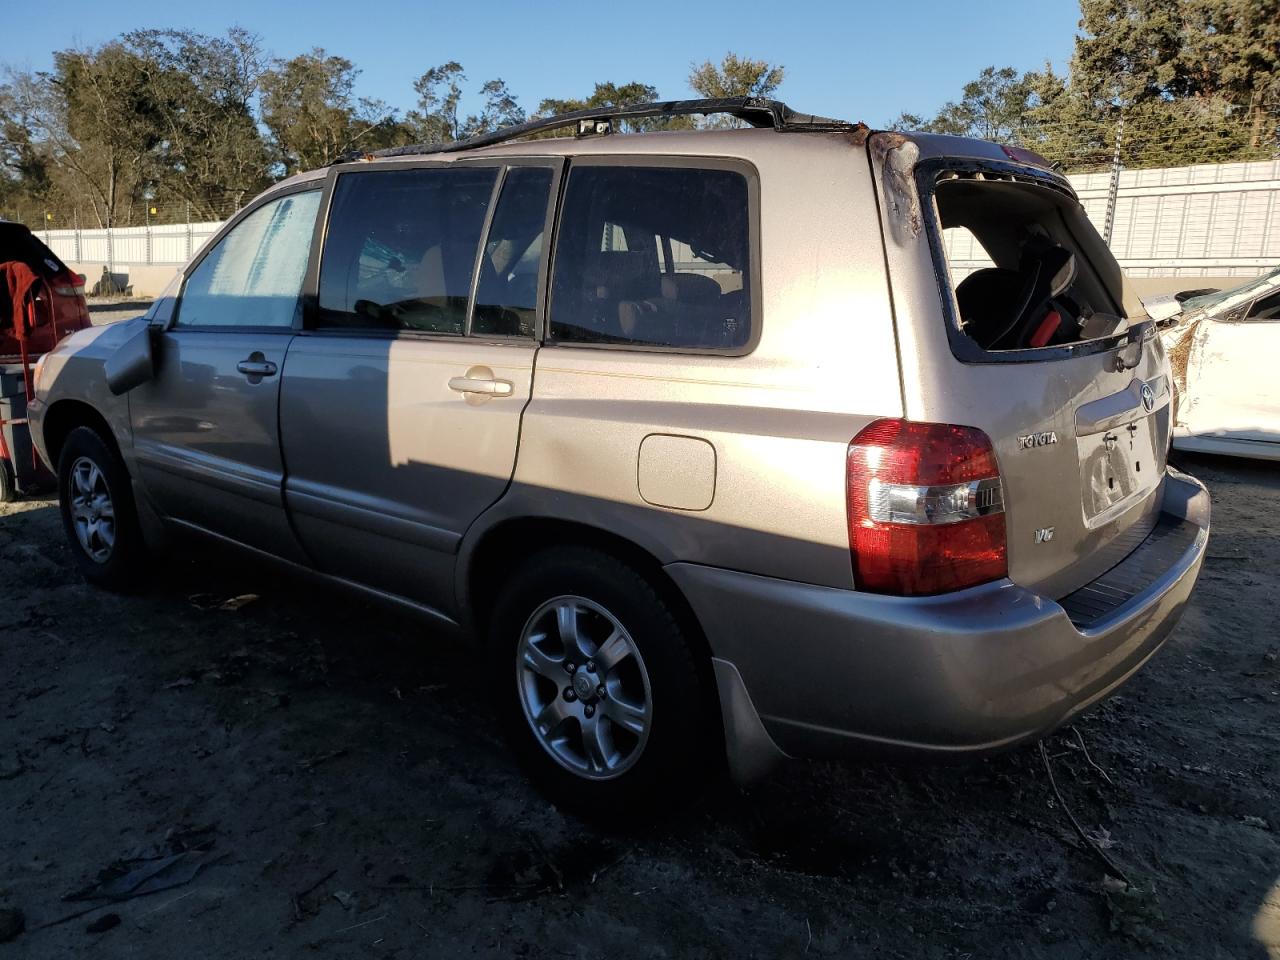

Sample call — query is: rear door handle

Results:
[448,375,513,397]
[236,353,278,381]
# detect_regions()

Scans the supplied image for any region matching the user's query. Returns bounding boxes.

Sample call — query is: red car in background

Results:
[1,221,90,355]
[1,220,92,499]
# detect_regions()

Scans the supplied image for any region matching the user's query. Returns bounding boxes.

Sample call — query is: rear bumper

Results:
[668,470,1209,782]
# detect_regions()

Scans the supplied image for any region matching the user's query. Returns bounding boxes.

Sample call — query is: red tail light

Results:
[52,272,86,297]
[847,418,1007,595]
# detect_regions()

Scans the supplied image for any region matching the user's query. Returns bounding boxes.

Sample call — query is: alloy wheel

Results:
[68,456,116,563]
[516,595,653,780]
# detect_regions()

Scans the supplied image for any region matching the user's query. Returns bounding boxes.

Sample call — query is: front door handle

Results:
[236,352,278,382]
[448,375,513,397]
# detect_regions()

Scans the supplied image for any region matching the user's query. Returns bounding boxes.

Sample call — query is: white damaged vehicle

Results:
[1162,266,1280,460]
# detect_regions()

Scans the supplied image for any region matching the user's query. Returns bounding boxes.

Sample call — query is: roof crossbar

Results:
[336,97,862,163]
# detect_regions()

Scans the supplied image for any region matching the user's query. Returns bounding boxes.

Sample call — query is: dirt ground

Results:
[1,451,1277,959]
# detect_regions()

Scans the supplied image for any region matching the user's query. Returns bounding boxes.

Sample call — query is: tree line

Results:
[1,0,1276,229]
[892,0,1278,171]
[0,39,782,228]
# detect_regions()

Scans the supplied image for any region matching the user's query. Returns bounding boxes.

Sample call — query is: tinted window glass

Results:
[472,167,552,338]
[317,167,497,334]
[177,190,320,328]
[549,167,751,350]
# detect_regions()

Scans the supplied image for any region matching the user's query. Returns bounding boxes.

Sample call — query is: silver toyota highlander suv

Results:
[27,98,1210,811]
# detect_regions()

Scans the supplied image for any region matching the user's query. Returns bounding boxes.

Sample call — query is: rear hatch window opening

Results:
[0,223,70,279]
[921,163,1140,362]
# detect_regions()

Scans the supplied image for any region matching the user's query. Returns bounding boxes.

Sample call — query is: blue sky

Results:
[3,0,1082,126]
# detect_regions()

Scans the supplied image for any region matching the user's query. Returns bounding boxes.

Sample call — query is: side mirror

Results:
[104,322,158,395]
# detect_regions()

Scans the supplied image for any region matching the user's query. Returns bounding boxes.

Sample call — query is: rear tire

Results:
[491,546,713,818]
[57,426,146,591]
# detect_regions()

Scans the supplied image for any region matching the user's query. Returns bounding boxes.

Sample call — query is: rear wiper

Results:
[1112,336,1143,371]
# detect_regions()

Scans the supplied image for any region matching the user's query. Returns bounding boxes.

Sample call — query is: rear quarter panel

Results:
[486,134,902,589]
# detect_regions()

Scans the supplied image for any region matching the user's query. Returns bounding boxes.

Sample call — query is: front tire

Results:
[57,426,146,591]
[491,546,713,816]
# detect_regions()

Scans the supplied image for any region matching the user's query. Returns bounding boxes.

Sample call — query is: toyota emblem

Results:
[1140,382,1155,413]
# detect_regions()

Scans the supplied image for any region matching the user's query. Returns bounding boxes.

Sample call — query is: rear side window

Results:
[549,166,751,351]
[177,190,321,329]
[317,167,498,334]
[472,166,553,338]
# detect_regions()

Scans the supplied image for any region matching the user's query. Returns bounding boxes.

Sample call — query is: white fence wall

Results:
[39,221,223,267]
[37,159,1280,281]
[1071,159,1280,278]
[941,159,1280,282]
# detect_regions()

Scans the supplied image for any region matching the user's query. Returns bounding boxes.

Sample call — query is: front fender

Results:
[30,319,143,470]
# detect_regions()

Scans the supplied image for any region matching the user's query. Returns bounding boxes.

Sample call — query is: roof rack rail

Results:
[335,97,863,164]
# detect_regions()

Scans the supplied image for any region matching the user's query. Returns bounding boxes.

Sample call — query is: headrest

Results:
[660,273,721,303]
[586,251,656,299]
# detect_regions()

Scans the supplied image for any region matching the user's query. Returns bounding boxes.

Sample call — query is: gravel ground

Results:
[0,453,1277,958]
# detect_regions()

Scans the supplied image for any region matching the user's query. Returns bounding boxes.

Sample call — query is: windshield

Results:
[1181,266,1280,313]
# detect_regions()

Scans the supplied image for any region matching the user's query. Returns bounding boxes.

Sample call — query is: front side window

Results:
[177,190,321,328]
[317,166,498,334]
[549,166,752,350]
